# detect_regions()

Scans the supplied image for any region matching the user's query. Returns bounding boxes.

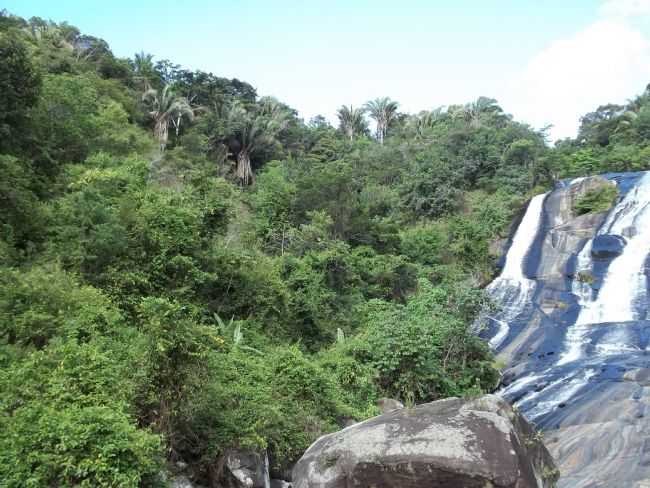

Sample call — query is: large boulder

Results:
[591,234,626,259]
[292,394,558,488]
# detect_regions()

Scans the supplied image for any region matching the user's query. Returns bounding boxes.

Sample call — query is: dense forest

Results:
[2,10,650,487]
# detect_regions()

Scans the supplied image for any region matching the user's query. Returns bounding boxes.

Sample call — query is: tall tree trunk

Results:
[174,115,181,136]
[236,149,253,185]
[155,119,169,151]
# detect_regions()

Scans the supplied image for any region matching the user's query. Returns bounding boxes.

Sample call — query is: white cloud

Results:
[600,0,650,18]
[503,18,650,141]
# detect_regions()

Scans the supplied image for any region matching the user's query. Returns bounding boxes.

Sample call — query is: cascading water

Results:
[481,171,650,487]
[558,172,650,365]
[484,192,547,349]
[577,174,650,324]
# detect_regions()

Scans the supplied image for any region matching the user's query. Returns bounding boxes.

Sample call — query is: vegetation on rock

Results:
[574,184,619,215]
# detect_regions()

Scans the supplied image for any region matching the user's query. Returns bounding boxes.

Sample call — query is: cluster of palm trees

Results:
[142,83,509,184]
[448,97,508,129]
[142,82,290,185]
[336,97,399,144]
[336,96,512,144]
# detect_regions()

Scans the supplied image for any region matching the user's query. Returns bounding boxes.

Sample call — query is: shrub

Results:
[574,184,618,215]
[358,279,497,403]
[0,404,161,488]
[0,264,122,348]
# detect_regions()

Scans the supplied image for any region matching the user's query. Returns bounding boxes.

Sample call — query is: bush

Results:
[574,184,618,215]
[317,341,379,415]
[178,345,367,479]
[0,264,122,348]
[358,279,497,403]
[0,404,161,488]
[400,222,449,267]
[91,100,153,156]
[0,326,161,487]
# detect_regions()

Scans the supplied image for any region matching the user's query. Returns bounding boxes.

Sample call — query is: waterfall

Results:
[577,174,650,324]
[485,192,548,349]
[559,172,650,365]
[484,172,650,487]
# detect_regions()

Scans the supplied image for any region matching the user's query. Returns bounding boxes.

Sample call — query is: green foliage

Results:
[0,264,122,348]
[201,245,291,332]
[0,404,161,488]
[0,154,45,249]
[0,29,41,154]
[400,222,448,267]
[92,100,153,155]
[317,342,379,414]
[574,184,618,215]
[358,279,497,403]
[0,266,163,487]
[31,74,102,166]
[180,345,362,474]
[6,9,645,485]
[135,297,220,454]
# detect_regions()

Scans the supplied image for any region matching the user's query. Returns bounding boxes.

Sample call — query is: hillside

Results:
[1,10,650,487]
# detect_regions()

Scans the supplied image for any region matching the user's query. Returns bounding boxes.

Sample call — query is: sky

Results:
[4,0,650,141]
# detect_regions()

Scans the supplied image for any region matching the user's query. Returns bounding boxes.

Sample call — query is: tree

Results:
[336,105,367,141]
[364,97,399,144]
[30,74,100,169]
[0,30,42,154]
[451,97,505,129]
[411,107,445,139]
[142,84,196,151]
[132,51,157,90]
[577,103,625,146]
[225,97,291,185]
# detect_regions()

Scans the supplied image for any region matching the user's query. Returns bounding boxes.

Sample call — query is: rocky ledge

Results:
[292,394,558,488]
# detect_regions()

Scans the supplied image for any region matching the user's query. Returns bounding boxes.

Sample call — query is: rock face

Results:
[481,171,650,487]
[170,475,203,488]
[292,394,558,488]
[270,480,292,488]
[225,450,271,488]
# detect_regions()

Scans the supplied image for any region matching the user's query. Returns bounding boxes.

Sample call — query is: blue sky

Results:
[5,0,650,140]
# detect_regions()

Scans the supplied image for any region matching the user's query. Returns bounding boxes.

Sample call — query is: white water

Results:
[577,174,650,324]
[559,172,650,365]
[524,368,597,421]
[486,192,548,349]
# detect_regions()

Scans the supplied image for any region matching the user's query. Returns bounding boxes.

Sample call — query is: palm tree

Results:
[133,51,156,91]
[142,85,195,151]
[614,110,639,135]
[412,107,445,139]
[364,97,399,144]
[336,105,367,141]
[452,97,505,129]
[225,97,290,185]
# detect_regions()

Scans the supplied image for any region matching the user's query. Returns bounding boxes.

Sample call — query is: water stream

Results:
[559,172,650,365]
[485,192,548,349]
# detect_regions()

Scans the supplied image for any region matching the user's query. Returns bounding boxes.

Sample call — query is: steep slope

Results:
[483,171,650,487]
